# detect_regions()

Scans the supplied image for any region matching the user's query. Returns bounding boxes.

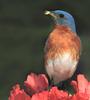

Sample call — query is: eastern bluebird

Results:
[44,10,81,84]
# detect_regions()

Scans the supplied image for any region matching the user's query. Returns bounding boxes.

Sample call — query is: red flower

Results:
[70,93,89,100]
[9,84,31,100]
[31,87,69,100]
[71,74,90,99]
[71,74,88,93]
[24,73,48,95]
[8,73,90,100]
[31,91,49,100]
[49,87,68,100]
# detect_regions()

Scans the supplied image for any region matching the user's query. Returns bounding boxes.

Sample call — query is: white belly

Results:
[45,52,78,84]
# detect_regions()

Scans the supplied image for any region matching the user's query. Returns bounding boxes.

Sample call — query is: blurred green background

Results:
[0,0,90,99]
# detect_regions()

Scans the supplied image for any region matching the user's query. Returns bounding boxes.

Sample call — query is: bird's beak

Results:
[45,11,51,15]
[45,10,57,19]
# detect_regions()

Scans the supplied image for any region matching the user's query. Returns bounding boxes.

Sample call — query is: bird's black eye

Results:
[59,14,64,18]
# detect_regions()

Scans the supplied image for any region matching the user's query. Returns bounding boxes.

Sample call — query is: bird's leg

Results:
[48,80,65,90]
[50,78,54,87]
[48,80,69,92]
[48,78,54,90]
[59,79,71,91]
[58,81,66,90]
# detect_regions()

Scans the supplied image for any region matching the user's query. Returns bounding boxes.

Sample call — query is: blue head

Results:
[45,10,76,32]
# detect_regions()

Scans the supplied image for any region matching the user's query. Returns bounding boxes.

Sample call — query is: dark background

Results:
[0,0,90,99]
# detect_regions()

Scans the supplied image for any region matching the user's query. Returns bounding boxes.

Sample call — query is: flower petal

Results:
[8,84,31,100]
[70,93,89,100]
[86,82,90,98]
[71,74,88,93]
[71,80,78,92]
[49,87,68,100]
[77,74,88,93]
[24,73,49,95]
[31,91,49,100]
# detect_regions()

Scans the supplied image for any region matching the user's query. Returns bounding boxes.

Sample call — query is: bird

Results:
[44,10,81,85]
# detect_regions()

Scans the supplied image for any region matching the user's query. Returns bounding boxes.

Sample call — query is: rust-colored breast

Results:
[44,25,81,63]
